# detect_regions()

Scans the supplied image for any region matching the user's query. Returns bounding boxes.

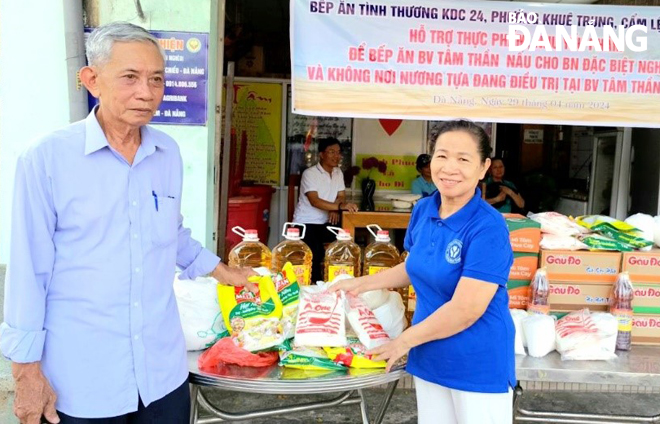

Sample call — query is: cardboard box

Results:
[507,279,530,309]
[632,283,660,314]
[541,250,622,283]
[548,281,611,312]
[632,314,660,346]
[622,250,660,283]
[504,214,541,254]
[509,253,539,281]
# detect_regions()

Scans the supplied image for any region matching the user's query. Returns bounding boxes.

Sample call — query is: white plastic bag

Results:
[522,314,556,358]
[654,216,660,248]
[555,309,617,361]
[510,309,528,355]
[372,291,407,339]
[528,212,588,236]
[295,286,347,347]
[540,234,589,251]
[327,274,389,310]
[174,274,227,351]
[625,214,655,251]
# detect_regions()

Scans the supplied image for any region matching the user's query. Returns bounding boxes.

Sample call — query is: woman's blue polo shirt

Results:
[404,189,515,393]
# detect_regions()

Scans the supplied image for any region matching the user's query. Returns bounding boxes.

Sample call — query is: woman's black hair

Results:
[416,154,431,171]
[318,137,341,153]
[430,120,492,163]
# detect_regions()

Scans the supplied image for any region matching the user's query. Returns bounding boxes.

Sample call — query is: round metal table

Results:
[188,350,406,424]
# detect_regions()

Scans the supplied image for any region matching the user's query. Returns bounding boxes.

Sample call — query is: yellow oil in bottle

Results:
[363,226,400,276]
[272,223,313,285]
[323,227,362,282]
[399,250,414,323]
[227,227,272,269]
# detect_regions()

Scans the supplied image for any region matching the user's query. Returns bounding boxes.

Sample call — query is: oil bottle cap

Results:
[337,229,352,241]
[243,229,259,241]
[285,228,301,240]
[376,230,390,242]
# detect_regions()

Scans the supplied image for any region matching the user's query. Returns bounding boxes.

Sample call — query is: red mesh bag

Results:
[198,338,279,369]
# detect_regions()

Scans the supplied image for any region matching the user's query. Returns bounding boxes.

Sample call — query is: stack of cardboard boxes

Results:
[624,251,660,345]
[542,250,622,313]
[505,215,541,309]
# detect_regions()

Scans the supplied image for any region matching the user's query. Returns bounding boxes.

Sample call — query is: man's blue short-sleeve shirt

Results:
[404,189,515,393]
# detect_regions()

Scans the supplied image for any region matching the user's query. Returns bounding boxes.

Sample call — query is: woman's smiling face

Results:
[431,130,490,203]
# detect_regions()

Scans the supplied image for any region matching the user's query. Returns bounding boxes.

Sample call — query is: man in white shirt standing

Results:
[293,138,358,282]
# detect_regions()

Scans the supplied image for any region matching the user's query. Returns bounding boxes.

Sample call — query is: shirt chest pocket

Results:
[151,195,179,246]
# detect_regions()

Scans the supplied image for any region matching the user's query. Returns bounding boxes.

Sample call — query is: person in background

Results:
[293,137,358,282]
[1,22,254,424]
[411,154,436,197]
[485,157,525,213]
[331,120,515,424]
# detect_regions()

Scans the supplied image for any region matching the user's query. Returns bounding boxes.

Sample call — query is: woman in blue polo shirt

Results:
[331,120,515,424]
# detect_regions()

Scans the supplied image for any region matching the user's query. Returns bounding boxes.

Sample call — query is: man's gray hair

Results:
[86,22,166,67]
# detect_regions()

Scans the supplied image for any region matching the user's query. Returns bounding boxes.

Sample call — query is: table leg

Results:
[512,382,523,424]
[358,389,370,424]
[190,383,199,424]
[372,380,400,424]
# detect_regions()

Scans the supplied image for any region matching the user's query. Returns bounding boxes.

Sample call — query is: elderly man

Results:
[1,22,253,423]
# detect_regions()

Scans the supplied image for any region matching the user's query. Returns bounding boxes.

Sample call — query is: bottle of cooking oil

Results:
[398,250,412,321]
[324,227,362,282]
[271,223,313,285]
[363,225,400,276]
[227,226,272,269]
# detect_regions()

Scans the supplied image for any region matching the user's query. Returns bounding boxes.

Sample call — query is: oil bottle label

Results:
[328,265,354,280]
[368,266,389,276]
[612,308,633,332]
[408,286,416,312]
[292,265,311,285]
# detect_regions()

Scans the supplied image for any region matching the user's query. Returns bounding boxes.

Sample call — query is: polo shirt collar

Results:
[428,188,482,232]
[315,163,334,177]
[84,106,168,156]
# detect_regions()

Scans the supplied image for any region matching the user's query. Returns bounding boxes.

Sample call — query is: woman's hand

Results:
[326,276,367,296]
[368,336,412,372]
[500,186,514,197]
[496,187,508,202]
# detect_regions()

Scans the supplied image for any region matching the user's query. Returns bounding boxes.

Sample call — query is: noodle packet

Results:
[576,215,653,249]
[278,339,346,371]
[324,336,388,369]
[217,274,284,352]
[273,262,300,339]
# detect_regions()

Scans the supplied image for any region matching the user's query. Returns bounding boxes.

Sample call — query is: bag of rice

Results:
[295,286,347,347]
[345,293,390,350]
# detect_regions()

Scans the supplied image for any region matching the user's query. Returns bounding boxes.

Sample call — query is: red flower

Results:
[377,161,387,174]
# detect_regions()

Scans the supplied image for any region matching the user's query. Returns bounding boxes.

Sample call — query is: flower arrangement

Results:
[361,156,388,178]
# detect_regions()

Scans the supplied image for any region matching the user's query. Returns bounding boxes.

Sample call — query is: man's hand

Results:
[12,362,59,424]
[342,202,359,213]
[328,211,340,225]
[211,262,258,292]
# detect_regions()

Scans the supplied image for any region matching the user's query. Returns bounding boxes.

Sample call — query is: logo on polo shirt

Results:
[445,239,462,264]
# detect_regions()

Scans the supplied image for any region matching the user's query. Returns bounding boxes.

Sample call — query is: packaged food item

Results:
[540,250,622,282]
[363,224,400,275]
[508,280,531,310]
[576,215,653,249]
[271,223,313,285]
[509,253,539,281]
[372,291,407,339]
[273,263,300,339]
[548,282,611,312]
[504,214,542,253]
[622,251,660,284]
[228,226,272,268]
[528,212,587,237]
[407,285,416,323]
[527,268,550,315]
[399,251,410,311]
[632,315,660,346]
[324,227,362,281]
[345,293,390,349]
[217,274,284,352]
[609,272,634,351]
[324,336,388,368]
[295,286,347,347]
[555,309,617,360]
[540,234,589,251]
[278,339,346,371]
[577,234,634,252]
